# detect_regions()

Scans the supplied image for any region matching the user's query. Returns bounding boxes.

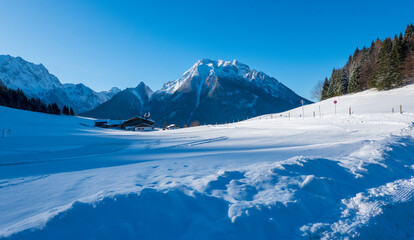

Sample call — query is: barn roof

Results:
[107,120,124,125]
[122,116,154,126]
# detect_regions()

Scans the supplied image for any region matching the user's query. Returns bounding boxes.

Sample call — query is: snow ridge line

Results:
[390,184,414,203]
[301,177,414,239]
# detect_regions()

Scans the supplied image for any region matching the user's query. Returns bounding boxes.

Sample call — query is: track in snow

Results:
[161,136,228,149]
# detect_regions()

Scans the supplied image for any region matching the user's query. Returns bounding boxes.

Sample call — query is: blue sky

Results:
[0,0,413,99]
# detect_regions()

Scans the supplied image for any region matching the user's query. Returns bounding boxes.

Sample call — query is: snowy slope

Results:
[259,84,414,118]
[0,55,120,113]
[1,84,414,239]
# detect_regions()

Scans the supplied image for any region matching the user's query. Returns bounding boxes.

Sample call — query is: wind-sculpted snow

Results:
[3,136,414,240]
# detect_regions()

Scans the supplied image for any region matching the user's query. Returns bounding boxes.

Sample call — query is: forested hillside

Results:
[320,24,414,100]
[0,80,74,115]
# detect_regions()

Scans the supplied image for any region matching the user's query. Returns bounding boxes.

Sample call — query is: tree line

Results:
[315,24,414,101]
[0,81,75,115]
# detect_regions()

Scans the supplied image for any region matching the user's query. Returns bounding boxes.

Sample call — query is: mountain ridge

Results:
[0,55,121,113]
[0,54,310,124]
[82,58,311,125]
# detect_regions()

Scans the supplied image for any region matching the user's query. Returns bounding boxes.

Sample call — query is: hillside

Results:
[320,24,414,100]
[1,84,414,239]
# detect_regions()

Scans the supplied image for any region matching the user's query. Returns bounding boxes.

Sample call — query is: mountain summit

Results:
[0,55,121,113]
[83,59,311,125]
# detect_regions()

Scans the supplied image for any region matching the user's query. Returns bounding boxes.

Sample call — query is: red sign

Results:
[334,100,337,104]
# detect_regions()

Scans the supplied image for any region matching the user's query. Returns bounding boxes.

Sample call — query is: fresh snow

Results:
[0,55,61,96]
[0,55,121,113]
[158,59,285,97]
[1,84,414,239]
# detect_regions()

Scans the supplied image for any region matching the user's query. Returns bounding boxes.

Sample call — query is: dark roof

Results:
[121,116,154,128]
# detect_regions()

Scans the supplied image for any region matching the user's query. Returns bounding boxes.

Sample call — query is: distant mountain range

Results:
[0,55,310,125]
[0,55,120,113]
[82,59,311,126]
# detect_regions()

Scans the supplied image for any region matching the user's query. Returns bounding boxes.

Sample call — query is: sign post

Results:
[334,100,337,115]
[301,99,304,118]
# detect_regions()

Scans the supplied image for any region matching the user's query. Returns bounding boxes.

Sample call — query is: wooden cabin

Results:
[94,116,154,131]
[121,116,155,130]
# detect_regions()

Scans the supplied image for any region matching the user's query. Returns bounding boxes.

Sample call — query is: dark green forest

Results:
[319,24,414,100]
[0,81,74,115]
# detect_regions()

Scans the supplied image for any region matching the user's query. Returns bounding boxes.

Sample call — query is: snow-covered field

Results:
[1,85,414,239]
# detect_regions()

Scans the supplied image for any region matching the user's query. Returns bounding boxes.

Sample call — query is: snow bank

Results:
[4,135,414,240]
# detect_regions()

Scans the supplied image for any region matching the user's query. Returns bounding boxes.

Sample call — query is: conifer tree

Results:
[51,103,61,115]
[348,65,361,93]
[321,77,330,100]
[403,24,414,80]
[47,104,53,114]
[326,70,336,98]
[389,36,403,88]
[374,38,393,89]
[62,105,69,115]
[332,69,348,95]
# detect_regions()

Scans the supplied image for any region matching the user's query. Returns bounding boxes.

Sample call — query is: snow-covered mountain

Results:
[0,55,120,113]
[82,82,153,119]
[83,59,310,125]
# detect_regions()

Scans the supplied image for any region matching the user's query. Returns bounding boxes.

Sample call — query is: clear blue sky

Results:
[0,0,413,99]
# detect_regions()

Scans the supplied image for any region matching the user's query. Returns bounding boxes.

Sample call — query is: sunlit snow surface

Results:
[1,85,414,239]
